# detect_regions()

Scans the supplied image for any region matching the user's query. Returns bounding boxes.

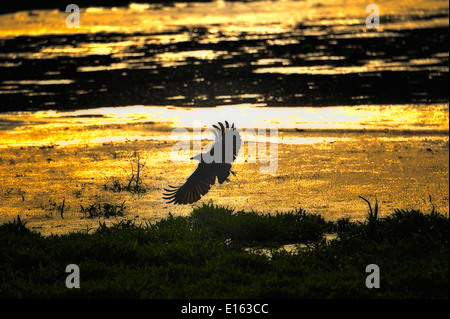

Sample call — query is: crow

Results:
[163,121,241,204]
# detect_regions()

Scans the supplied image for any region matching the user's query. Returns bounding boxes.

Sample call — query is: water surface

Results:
[0,0,448,110]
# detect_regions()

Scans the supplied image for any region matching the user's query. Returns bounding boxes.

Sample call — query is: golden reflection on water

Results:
[156,50,228,68]
[0,0,448,37]
[1,1,447,88]
[253,58,449,75]
[0,104,448,148]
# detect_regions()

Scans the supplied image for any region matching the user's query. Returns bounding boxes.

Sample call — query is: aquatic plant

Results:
[80,201,126,218]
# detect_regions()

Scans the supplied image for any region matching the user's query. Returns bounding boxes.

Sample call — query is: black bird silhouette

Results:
[163,121,241,204]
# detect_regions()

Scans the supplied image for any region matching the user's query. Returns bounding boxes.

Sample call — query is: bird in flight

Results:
[163,121,241,204]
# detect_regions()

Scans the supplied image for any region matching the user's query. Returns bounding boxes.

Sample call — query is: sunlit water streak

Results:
[0,104,448,147]
[1,0,448,37]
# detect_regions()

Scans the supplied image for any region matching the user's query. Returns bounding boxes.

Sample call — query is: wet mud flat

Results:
[0,123,448,235]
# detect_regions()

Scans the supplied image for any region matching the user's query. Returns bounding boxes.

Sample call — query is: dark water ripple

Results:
[0,8,448,112]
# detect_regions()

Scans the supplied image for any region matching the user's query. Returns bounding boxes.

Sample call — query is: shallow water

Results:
[0,105,448,235]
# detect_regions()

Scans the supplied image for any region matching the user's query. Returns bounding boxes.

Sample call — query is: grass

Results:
[0,203,448,298]
[103,151,147,197]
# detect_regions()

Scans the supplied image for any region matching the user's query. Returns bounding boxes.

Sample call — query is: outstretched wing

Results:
[163,162,216,204]
[209,121,241,163]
